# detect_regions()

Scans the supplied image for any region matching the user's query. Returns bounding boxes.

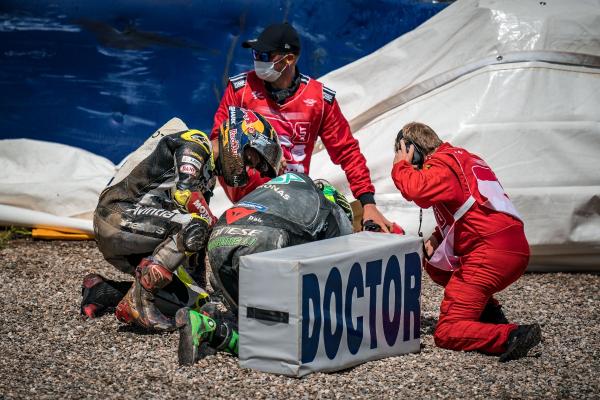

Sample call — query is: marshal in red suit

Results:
[391,121,542,362]
[209,22,391,231]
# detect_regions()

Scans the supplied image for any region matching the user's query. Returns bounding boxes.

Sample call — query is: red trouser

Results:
[425,224,530,354]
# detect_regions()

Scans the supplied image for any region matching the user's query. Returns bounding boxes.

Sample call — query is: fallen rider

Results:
[176,173,355,365]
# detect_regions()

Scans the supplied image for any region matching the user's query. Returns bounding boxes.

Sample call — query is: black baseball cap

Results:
[242,23,301,54]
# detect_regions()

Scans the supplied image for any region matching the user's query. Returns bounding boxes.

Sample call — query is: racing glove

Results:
[173,189,217,225]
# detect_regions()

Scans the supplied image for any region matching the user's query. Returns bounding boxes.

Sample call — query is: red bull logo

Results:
[242,110,264,134]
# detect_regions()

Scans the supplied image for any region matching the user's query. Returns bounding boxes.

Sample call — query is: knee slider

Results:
[181,215,210,253]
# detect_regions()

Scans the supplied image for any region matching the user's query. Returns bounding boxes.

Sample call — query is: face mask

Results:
[254,57,288,82]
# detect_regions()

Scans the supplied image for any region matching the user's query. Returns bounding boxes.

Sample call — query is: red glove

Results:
[390,223,405,235]
[363,220,405,235]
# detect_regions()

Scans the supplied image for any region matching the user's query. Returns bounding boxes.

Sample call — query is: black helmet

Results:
[314,179,353,223]
[218,106,283,187]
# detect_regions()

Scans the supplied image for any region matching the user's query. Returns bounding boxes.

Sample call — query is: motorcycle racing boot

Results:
[114,258,177,331]
[81,273,131,318]
[176,305,239,366]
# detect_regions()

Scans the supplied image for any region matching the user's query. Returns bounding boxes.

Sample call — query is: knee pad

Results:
[181,215,210,253]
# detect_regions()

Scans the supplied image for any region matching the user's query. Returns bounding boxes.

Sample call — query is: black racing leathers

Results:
[207,173,353,311]
[94,122,216,284]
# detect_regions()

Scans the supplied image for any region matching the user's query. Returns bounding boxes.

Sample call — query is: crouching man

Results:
[81,107,283,331]
[391,122,541,362]
[176,173,354,365]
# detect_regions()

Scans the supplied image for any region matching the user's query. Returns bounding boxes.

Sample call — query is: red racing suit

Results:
[391,142,530,354]
[211,70,375,203]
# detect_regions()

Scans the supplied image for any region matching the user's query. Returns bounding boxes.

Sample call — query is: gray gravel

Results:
[1,239,599,399]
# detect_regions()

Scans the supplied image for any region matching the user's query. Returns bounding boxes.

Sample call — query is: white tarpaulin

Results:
[0,118,188,234]
[305,0,600,270]
[0,139,116,233]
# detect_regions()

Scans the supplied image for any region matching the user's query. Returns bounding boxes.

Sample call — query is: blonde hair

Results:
[401,122,443,156]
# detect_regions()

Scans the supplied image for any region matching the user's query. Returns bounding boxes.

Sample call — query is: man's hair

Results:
[401,122,443,156]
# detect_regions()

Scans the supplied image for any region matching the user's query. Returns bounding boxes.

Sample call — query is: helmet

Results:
[314,179,353,223]
[218,106,282,187]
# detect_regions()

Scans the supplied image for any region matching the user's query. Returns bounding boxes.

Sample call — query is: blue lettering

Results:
[300,252,422,364]
[403,252,422,341]
[301,273,321,363]
[323,267,343,360]
[365,259,382,349]
[382,255,401,346]
[345,262,364,355]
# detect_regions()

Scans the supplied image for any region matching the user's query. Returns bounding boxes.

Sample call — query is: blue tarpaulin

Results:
[0,0,448,163]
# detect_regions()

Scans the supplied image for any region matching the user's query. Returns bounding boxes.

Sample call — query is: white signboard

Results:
[239,231,422,377]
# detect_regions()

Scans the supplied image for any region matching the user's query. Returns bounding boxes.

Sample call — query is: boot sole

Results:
[499,324,542,362]
[177,308,198,366]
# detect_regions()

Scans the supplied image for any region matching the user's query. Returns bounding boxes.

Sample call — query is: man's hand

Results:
[393,139,415,165]
[424,234,439,259]
[362,203,392,233]
[277,158,287,175]
[211,139,219,159]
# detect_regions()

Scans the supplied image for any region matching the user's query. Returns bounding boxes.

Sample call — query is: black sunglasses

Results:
[252,49,272,62]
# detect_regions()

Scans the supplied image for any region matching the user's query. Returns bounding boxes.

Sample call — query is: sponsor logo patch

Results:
[248,215,263,223]
[181,155,202,169]
[229,130,240,154]
[131,207,176,219]
[293,122,310,143]
[260,184,290,200]
[179,164,197,176]
[211,226,260,237]
[225,207,257,224]
[207,235,257,252]
[237,201,268,212]
[269,173,304,185]
[241,109,264,134]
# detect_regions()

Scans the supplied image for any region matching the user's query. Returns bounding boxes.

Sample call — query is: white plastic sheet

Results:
[0,139,115,232]
[307,0,600,270]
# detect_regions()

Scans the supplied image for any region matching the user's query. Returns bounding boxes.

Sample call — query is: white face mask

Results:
[254,57,288,82]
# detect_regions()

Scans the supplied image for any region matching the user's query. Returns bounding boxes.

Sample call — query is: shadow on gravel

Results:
[117,324,174,336]
[421,316,437,335]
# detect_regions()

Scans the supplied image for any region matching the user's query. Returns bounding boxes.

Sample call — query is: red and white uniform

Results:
[211,70,375,202]
[392,142,530,354]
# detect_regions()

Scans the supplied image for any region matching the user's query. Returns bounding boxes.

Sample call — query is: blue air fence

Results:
[0,0,448,163]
